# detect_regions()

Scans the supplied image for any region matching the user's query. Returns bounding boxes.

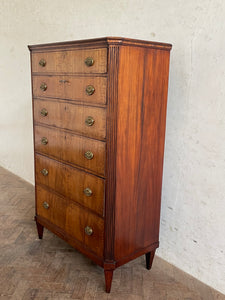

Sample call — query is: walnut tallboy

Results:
[28,37,172,292]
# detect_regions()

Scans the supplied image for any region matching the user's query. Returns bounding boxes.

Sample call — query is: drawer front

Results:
[34,99,106,140]
[35,154,105,215]
[36,185,104,257]
[31,48,107,74]
[34,125,105,176]
[32,75,107,105]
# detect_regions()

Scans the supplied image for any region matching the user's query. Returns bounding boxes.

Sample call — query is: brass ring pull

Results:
[84,151,93,160]
[85,116,95,126]
[43,201,49,209]
[40,82,47,91]
[86,85,95,96]
[41,168,48,176]
[85,57,94,67]
[59,80,69,84]
[40,108,48,117]
[41,137,48,145]
[85,226,93,236]
[39,59,46,67]
[83,187,92,197]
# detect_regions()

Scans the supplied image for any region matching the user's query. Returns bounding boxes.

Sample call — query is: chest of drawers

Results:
[28,37,172,292]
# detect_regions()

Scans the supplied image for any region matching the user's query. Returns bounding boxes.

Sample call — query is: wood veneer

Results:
[35,154,105,216]
[34,125,106,176]
[33,98,106,140]
[36,185,104,257]
[29,37,172,293]
[115,46,170,259]
[32,75,107,104]
[31,48,107,74]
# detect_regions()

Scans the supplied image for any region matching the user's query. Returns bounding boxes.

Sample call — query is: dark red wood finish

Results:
[114,46,171,260]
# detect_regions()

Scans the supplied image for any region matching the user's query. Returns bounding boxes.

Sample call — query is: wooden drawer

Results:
[34,125,105,176]
[32,75,107,105]
[35,154,105,215]
[31,48,107,74]
[33,99,106,140]
[36,185,104,257]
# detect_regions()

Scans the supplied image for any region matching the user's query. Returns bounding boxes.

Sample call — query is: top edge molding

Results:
[28,37,172,52]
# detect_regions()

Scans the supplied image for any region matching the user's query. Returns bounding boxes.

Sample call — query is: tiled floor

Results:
[0,166,224,299]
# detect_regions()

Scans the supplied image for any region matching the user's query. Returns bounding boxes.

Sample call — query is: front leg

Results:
[104,269,114,293]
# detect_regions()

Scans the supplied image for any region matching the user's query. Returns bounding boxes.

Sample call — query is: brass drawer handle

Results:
[43,201,49,209]
[85,57,94,67]
[85,226,93,236]
[85,116,95,126]
[40,82,47,91]
[86,85,95,96]
[83,187,92,197]
[84,151,93,160]
[39,59,46,67]
[41,137,48,145]
[40,108,48,117]
[41,168,48,176]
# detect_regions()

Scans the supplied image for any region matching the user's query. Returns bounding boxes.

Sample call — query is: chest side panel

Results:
[114,45,171,261]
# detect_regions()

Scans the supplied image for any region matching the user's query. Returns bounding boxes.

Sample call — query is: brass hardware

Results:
[59,80,69,83]
[84,151,94,160]
[83,187,92,197]
[86,85,95,96]
[85,57,94,67]
[85,116,95,126]
[85,226,93,236]
[41,168,48,176]
[40,108,48,117]
[41,137,48,145]
[40,82,47,91]
[43,201,49,209]
[39,59,46,67]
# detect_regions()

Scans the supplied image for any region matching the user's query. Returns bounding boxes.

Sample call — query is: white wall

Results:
[0,0,224,294]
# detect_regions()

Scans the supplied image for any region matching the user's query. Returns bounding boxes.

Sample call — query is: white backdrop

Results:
[0,0,224,294]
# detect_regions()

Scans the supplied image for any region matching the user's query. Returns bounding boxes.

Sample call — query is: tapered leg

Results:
[36,220,44,239]
[145,250,156,270]
[104,269,113,293]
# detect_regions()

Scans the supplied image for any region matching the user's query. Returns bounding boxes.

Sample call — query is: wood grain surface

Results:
[104,45,119,265]
[32,75,107,105]
[36,185,104,257]
[35,154,105,216]
[34,125,106,176]
[31,48,107,74]
[33,98,106,140]
[114,46,170,260]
